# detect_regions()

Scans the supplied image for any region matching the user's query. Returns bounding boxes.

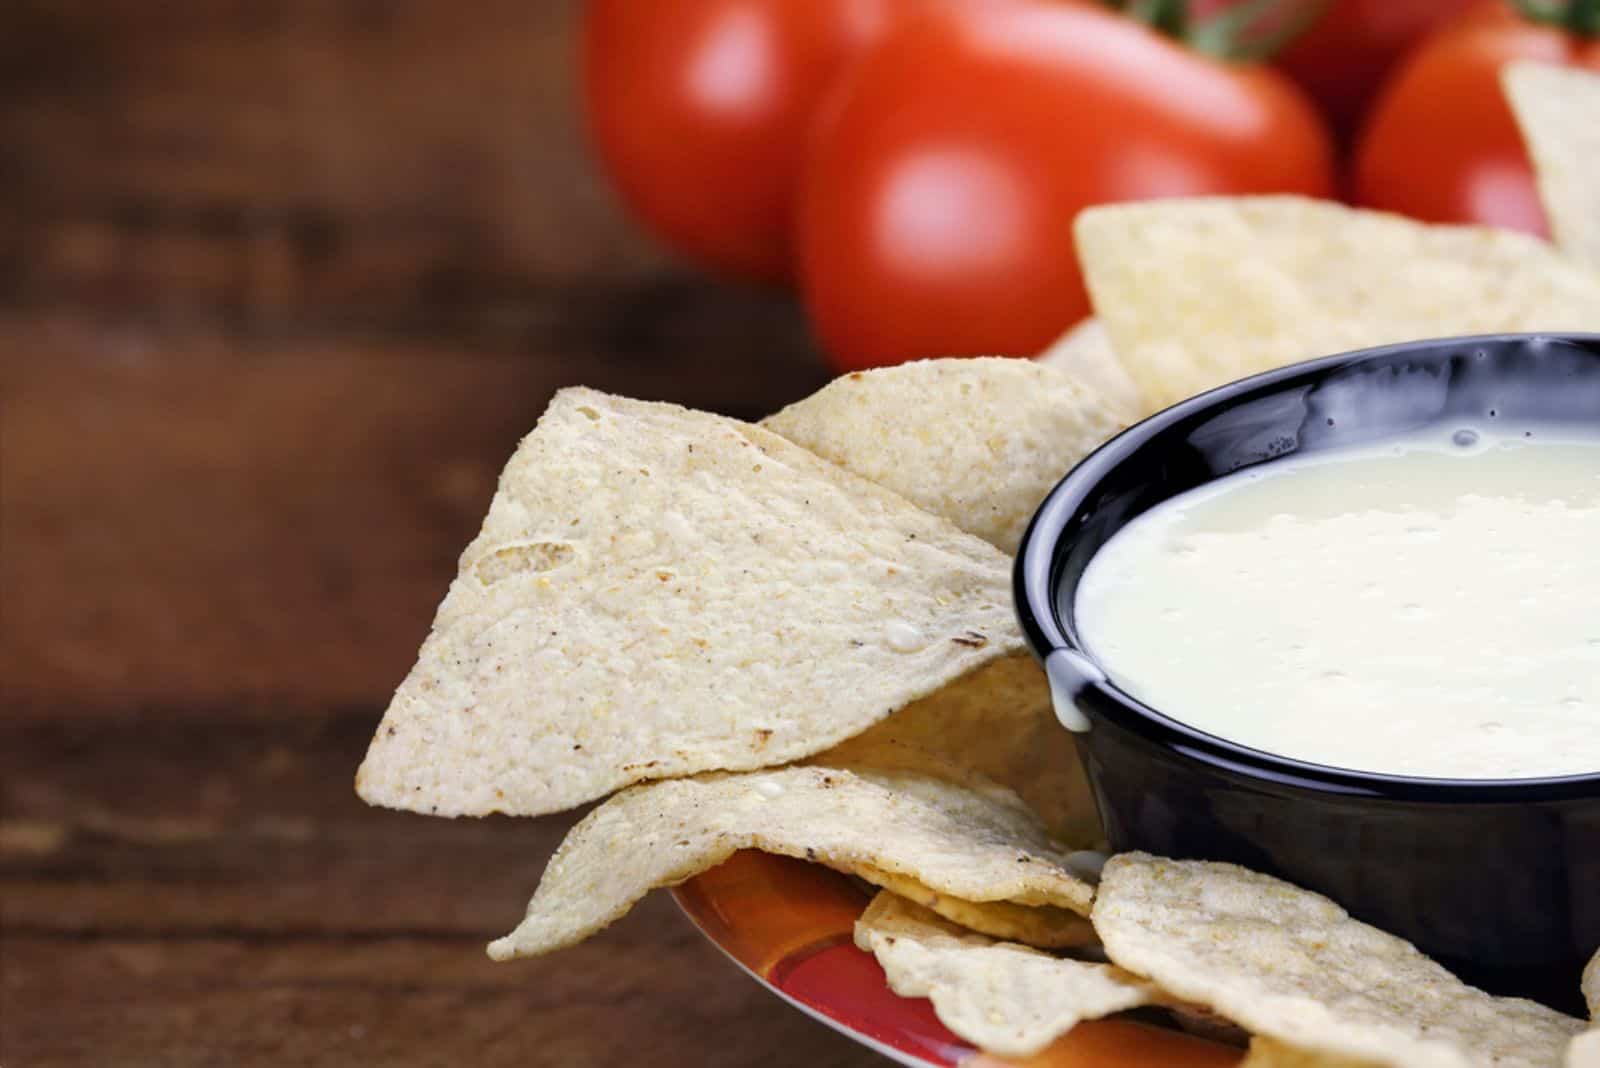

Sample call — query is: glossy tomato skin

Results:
[1353,2,1600,236]
[1275,0,1480,142]
[798,3,1334,371]
[583,0,943,283]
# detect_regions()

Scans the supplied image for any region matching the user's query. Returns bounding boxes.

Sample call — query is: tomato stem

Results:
[1117,0,1330,62]
[1187,0,1330,61]
[1120,0,1188,37]
[1512,0,1600,33]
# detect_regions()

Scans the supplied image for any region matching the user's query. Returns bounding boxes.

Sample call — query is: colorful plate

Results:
[672,851,1243,1067]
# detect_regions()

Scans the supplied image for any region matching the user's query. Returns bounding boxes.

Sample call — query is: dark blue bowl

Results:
[1015,333,1600,1013]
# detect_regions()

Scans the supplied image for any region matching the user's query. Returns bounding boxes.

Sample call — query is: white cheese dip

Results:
[1074,427,1600,779]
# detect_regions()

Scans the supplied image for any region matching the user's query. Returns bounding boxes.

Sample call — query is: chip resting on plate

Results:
[487,757,1093,960]
[852,864,1095,949]
[1075,196,1600,411]
[854,891,1157,1058]
[357,387,1023,817]
[1037,317,1146,420]
[1504,62,1600,272]
[1585,949,1598,1018]
[1092,853,1583,1068]
[764,357,1127,555]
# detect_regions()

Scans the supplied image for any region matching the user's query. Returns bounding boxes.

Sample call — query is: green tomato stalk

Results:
[1114,0,1332,62]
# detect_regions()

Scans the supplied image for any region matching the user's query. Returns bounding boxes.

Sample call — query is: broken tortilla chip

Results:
[854,891,1156,1058]
[1504,62,1600,273]
[854,864,1096,949]
[764,357,1127,555]
[357,387,1023,817]
[487,762,1093,961]
[1093,854,1583,1068]
[1038,317,1146,420]
[1075,196,1600,411]
[1584,947,1598,1019]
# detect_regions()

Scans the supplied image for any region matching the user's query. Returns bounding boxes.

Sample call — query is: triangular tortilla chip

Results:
[1076,196,1600,411]
[764,357,1126,555]
[1093,854,1582,1068]
[358,387,1021,816]
[855,892,1156,1058]
[486,760,1094,961]
[1505,62,1600,272]
[1037,317,1146,419]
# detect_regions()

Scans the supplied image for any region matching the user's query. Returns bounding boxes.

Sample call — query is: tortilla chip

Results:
[358,387,1023,817]
[1037,317,1146,420]
[854,892,1157,1058]
[1093,854,1583,1068]
[487,762,1093,960]
[1575,952,1600,1067]
[764,357,1126,555]
[1075,196,1600,411]
[1505,62,1600,272]
[1241,1037,1381,1068]
[853,864,1096,949]
[835,654,1102,847]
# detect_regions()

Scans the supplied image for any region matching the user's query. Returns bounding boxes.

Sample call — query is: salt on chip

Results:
[358,387,1024,817]
[1092,853,1583,1068]
[1075,196,1600,412]
[854,892,1156,1058]
[487,762,1093,960]
[1505,62,1600,272]
[853,864,1096,949]
[764,357,1127,555]
[833,654,1102,847]
[1037,317,1146,420]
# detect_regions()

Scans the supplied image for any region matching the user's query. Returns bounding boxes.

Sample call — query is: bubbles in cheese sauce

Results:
[1073,425,1600,780]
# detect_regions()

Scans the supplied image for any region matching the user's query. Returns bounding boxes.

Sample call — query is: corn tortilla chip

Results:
[1037,318,1146,420]
[764,357,1126,555]
[1584,948,1599,1019]
[854,864,1096,949]
[1241,1037,1381,1068]
[1093,854,1582,1068]
[1575,953,1600,1067]
[1505,63,1600,273]
[1076,196,1600,411]
[836,654,1101,847]
[358,387,1023,817]
[487,762,1093,961]
[854,892,1157,1058]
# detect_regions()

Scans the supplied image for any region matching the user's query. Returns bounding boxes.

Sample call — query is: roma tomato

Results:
[1353,2,1600,235]
[1275,0,1481,141]
[797,3,1335,371]
[583,0,947,283]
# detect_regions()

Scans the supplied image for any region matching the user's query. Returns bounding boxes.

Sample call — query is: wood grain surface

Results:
[0,2,887,1063]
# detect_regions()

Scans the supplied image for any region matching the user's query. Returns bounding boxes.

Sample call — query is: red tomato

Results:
[797,3,1335,371]
[1353,3,1600,235]
[583,0,947,282]
[1275,0,1481,142]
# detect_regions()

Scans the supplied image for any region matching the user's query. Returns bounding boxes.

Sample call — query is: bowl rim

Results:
[1015,332,1600,804]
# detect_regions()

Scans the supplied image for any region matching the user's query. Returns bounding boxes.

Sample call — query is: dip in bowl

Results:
[1015,333,1600,1011]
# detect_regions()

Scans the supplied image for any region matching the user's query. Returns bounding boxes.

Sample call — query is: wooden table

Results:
[0,305,908,1065]
[0,5,892,1059]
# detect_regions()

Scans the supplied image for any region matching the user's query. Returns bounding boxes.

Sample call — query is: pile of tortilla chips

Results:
[358,65,1600,1066]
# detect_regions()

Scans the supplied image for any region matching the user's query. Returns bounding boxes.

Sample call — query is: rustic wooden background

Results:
[0,3,875,1064]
